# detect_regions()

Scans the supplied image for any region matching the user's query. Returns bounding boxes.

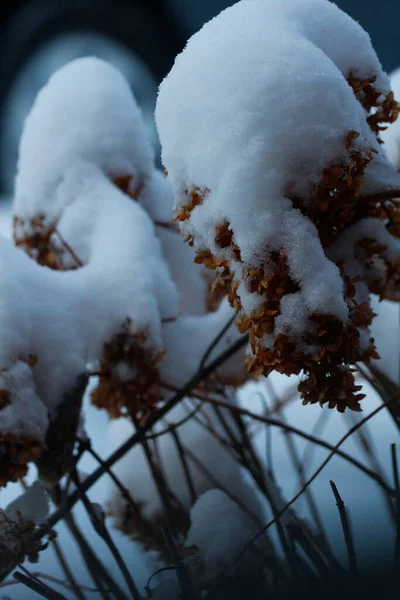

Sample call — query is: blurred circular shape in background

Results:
[1,32,160,192]
[0,0,183,194]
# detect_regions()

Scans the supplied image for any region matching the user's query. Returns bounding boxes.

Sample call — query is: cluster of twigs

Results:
[0,322,398,599]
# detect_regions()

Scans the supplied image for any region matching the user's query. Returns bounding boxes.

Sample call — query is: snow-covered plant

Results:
[0,57,245,487]
[156,0,400,412]
[0,1,399,596]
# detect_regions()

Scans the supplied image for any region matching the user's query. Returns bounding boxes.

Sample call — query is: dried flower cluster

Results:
[0,57,246,487]
[0,510,43,578]
[347,73,399,138]
[109,493,189,562]
[90,322,163,421]
[176,131,399,412]
[156,0,400,412]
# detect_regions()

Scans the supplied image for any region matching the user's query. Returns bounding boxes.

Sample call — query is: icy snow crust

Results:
[156,0,395,347]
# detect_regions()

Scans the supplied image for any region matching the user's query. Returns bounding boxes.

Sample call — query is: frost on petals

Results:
[156,0,400,412]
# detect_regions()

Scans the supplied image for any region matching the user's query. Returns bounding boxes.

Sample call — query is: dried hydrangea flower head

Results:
[0,509,44,578]
[10,58,180,423]
[10,57,247,429]
[0,362,48,486]
[13,57,153,258]
[156,0,400,412]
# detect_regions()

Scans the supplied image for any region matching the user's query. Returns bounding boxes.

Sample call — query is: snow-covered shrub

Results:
[0,57,245,486]
[156,0,400,412]
[0,0,399,595]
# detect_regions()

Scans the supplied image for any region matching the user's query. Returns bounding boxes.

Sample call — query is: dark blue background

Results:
[168,0,400,73]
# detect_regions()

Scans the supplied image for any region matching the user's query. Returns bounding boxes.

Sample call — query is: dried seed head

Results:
[91,322,163,421]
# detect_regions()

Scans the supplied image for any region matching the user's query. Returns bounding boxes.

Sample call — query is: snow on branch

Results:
[156,0,400,412]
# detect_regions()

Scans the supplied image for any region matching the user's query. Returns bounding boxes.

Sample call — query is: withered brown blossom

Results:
[156,0,400,413]
[0,510,44,578]
[0,432,44,487]
[91,320,163,421]
[13,215,59,269]
[347,73,399,138]
[108,494,189,562]
[175,134,399,412]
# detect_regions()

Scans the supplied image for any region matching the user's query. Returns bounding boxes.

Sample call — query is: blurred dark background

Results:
[0,0,399,194]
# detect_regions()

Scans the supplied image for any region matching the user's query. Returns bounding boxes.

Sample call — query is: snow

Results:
[370,297,399,383]
[107,393,265,531]
[5,481,49,523]
[0,361,48,441]
[0,8,397,594]
[6,56,246,434]
[139,170,211,316]
[185,489,268,583]
[14,57,154,233]
[160,298,246,388]
[328,217,400,292]
[156,0,398,355]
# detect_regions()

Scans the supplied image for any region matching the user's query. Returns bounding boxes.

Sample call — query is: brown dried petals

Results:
[91,322,163,421]
[0,510,43,578]
[174,186,209,222]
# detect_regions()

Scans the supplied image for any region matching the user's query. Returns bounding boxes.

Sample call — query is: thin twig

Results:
[258,392,274,479]
[198,396,395,495]
[143,401,203,441]
[35,336,249,541]
[391,443,400,567]
[266,379,331,552]
[170,427,197,504]
[70,469,141,600]
[1,573,98,593]
[63,513,113,600]
[154,220,180,233]
[199,310,238,371]
[360,189,400,203]
[51,537,87,600]
[130,414,188,548]
[298,410,330,475]
[76,437,166,557]
[53,229,83,267]
[162,527,194,600]
[234,389,400,565]
[48,484,113,600]
[329,481,358,575]
[13,570,66,600]
[286,523,331,577]
[359,363,400,430]
[145,566,176,596]
[346,409,396,523]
